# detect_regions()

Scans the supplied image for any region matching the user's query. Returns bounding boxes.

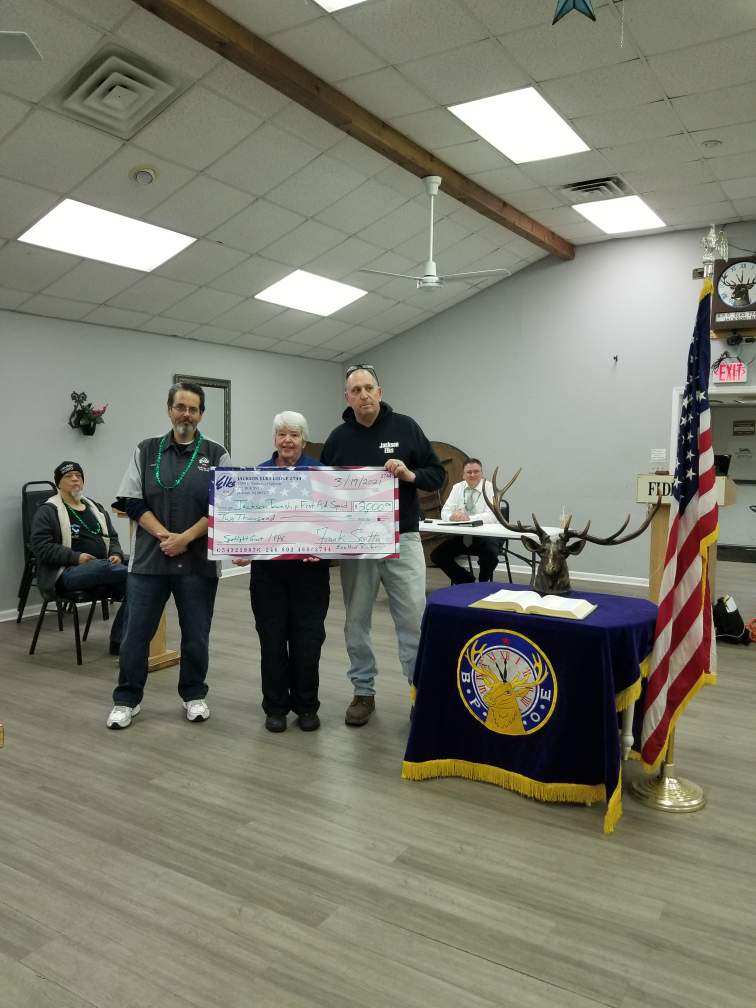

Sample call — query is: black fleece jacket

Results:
[321,402,444,533]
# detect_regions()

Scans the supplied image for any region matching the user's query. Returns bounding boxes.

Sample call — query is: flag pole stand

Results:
[631,729,705,812]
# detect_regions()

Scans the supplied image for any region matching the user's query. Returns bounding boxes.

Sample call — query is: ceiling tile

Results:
[72,145,195,217]
[359,200,430,249]
[115,6,221,79]
[84,305,152,329]
[708,151,756,182]
[308,236,385,280]
[469,164,533,196]
[541,61,664,117]
[164,287,245,324]
[498,8,638,82]
[134,87,262,170]
[335,0,486,64]
[0,286,29,309]
[0,93,29,144]
[602,134,700,173]
[555,220,604,242]
[352,251,417,292]
[231,333,277,350]
[338,67,434,120]
[399,38,528,106]
[0,177,59,240]
[390,108,475,149]
[0,110,120,192]
[319,324,383,351]
[332,291,396,325]
[266,155,366,216]
[212,0,320,35]
[327,136,391,177]
[436,140,509,175]
[299,346,338,360]
[292,318,349,346]
[463,0,610,35]
[690,121,756,160]
[269,18,385,82]
[255,310,320,340]
[201,62,291,120]
[435,233,500,273]
[374,302,425,333]
[43,260,142,303]
[260,219,348,267]
[671,83,756,132]
[155,240,248,284]
[315,180,409,233]
[269,102,345,151]
[186,325,242,345]
[663,200,737,226]
[19,293,91,320]
[733,197,756,217]
[209,256,292,297]
[147,176,253,237]
[623,161,714,192]
[721,177,756,201]
[373,163,428,198]
[212,296,284,331]
[643,182,727,211]
[207,123,320,196]
[649,31,756,97]
[269,339,322,357]
[0,242,78,291]
[394,217,470,261]
[572,101,683,149]
[524,150,614,187]
[624,0,756,56]
[530,205,589,229]
[446,204,491,233]
[140,316,199,337]
[107,275,197,313]
[0,0,103,102]
[50,0,133,31]
[209,199,305,254]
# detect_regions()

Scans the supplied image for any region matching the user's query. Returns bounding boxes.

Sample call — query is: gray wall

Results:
[369,222,756,580]
[711,404,756,546]
[1,310,341,615]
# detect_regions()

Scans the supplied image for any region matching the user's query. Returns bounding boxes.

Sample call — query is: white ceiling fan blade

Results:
[359,268,423,280]
[438,268,513,280]
[0,31,42,60]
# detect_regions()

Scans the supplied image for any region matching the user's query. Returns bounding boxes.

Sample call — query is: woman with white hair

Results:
[237,411,330,733]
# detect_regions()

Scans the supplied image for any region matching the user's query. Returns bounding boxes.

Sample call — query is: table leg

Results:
[620,703,635,761]
[148,610,180,672]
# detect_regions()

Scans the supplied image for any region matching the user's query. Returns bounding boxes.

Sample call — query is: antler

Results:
[562,497,662,547]
[482,467,540,537]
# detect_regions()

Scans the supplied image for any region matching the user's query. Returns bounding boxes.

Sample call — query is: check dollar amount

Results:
[209,467,399,558]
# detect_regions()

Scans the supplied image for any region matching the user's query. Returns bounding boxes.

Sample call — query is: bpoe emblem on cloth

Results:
[457,629,557,735]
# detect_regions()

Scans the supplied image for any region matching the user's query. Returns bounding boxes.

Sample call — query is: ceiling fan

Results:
[0,31,42,60]
[359,175,512,292]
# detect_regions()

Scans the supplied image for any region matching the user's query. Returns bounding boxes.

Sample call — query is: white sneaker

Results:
[183,699,210,722]
[106,704,140,729]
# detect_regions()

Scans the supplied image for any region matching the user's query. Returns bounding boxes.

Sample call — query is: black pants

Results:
[430,536,501,585]
[250,561,330,716]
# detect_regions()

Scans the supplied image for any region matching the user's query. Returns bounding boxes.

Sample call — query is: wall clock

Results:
[712,257,756,330]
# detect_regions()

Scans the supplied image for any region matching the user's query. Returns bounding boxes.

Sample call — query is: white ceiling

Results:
[1,0,755,361]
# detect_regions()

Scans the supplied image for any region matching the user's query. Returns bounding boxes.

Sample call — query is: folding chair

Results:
[17,481,56,622]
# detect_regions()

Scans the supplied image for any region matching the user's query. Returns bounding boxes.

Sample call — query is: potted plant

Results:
[68,391,108,436]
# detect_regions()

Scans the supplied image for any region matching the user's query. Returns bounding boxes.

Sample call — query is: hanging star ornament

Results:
[552,0,597,25]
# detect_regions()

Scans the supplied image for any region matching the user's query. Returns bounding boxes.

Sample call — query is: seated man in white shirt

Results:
[430,458,501,584]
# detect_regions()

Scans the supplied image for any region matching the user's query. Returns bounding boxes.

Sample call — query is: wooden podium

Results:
[636,474,737,602]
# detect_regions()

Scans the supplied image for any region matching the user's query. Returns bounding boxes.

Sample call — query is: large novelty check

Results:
[209,467,399,559]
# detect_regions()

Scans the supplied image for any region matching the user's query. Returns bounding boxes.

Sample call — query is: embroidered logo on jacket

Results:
[379,441,399,455]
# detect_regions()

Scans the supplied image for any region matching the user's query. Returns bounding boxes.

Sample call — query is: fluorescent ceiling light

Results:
[448,87,589,163]
[18,198,195,271]
[573,195,665,234]
[255,269,366,316]
[313,0,369,10]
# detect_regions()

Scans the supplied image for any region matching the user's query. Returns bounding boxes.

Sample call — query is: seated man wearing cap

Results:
[30,461,128,653]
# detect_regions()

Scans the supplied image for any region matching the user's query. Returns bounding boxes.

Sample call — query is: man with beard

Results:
[31,460,127,653]
[106,381,230,730]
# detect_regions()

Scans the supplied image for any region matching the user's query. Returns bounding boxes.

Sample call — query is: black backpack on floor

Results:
[713,595,751,645]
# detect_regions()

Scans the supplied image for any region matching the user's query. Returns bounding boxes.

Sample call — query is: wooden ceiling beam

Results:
[133,0,575,261]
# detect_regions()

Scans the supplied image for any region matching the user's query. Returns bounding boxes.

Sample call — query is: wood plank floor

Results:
[1,562,754,1008]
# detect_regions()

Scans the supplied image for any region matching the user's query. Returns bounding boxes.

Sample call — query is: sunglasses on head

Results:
[345,364,378,382]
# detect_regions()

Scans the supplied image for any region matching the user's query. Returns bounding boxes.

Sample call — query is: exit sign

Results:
[713,359,747,383]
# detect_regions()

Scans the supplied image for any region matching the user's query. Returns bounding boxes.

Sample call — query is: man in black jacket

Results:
[321,365,444,726]
[30,461,127,652]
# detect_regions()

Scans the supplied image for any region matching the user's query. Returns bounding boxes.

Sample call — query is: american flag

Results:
[641,280,719,771]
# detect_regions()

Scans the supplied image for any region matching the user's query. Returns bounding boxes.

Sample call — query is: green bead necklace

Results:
[155,433,204,490]
[65,501,102,535]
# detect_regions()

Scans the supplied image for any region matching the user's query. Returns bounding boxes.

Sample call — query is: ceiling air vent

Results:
[561,176,630,203]
[47,47,187,140]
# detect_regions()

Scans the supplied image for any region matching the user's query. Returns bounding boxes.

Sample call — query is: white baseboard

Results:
[0,603,41,623]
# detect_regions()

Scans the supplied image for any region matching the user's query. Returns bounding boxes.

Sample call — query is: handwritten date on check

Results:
[209,467,399,559]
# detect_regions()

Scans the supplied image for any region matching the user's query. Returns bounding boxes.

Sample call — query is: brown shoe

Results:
[345,695,375,727]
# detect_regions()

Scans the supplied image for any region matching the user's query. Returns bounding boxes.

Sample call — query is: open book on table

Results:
[469,589,597,620]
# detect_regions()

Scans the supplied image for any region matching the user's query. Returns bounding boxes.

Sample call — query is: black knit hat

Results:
[54,461,84,486]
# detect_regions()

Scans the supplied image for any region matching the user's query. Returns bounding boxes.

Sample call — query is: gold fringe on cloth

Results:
[641,673,709,773]
[615,678,641,712]
[604,770,623,834]
[410,685,417,704]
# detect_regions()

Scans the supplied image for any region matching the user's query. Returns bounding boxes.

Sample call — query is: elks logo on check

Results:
[457,629,557,735]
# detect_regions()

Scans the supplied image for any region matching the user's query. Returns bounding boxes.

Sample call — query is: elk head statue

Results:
[482,469,661,595]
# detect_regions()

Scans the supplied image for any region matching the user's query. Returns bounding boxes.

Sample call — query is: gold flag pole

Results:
[631,728,705,811]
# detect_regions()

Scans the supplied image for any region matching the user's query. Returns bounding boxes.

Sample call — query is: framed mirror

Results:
[173,374,231,452]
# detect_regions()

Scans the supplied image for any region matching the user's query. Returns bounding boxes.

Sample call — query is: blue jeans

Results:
[57,559,128,645]
[113,573,218,707]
